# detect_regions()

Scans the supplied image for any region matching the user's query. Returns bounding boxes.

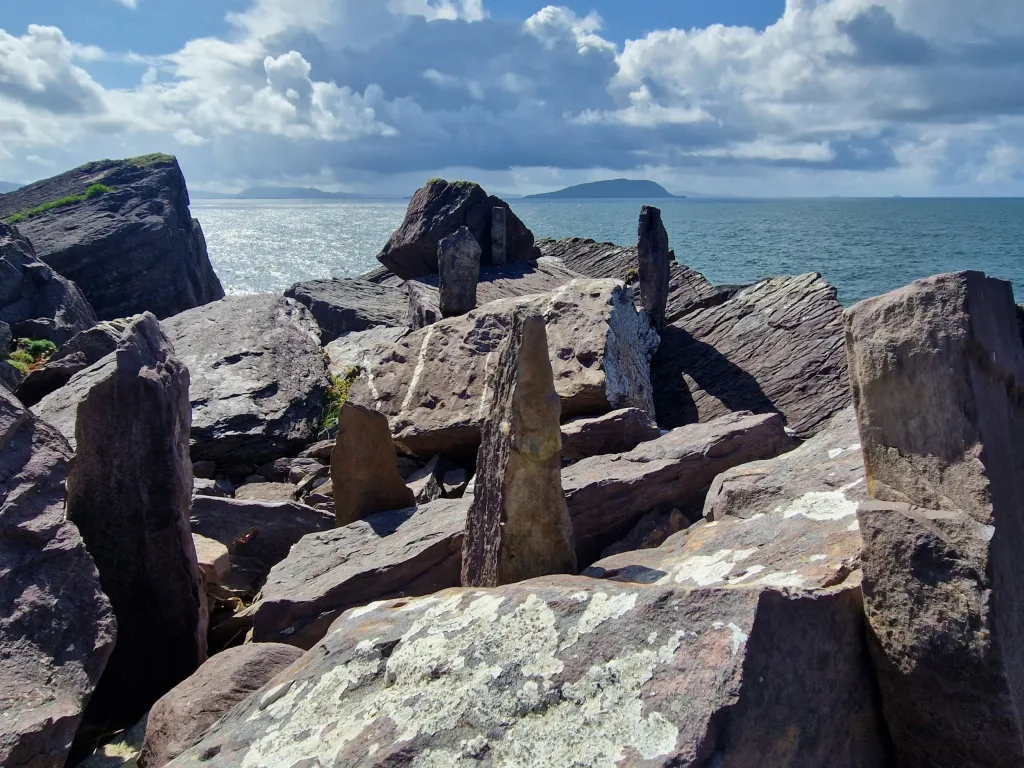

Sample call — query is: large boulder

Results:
[652,273,850,438]
[252,498,469,649]
[283,278,408,344]
[189,496,334,599]
[0,221,96,345]
[846,270,1024,766]
[348,279,660,457]
[0,389,116,768]
[172,572,887,767]
[0,155,224,320]
[65,313,204,729]
[162,295,328,464]
[563,411,793,565]
[438,226,481,318]
[138,643,304,768]
[377,179,537,279]
[462,309,575,587]
[560,407,661,462]
[16,320,124,407]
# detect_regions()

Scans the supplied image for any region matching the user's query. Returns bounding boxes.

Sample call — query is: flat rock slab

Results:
[253,498,469,649]
[563,411,794,565]
[560,407,661,461]
[189,496,334,599]
[162,294,328,464]
[0,389,116,768]
[284,278,408,343]
[324,327,407,377]
[652,273,850,438]
[0,156,224,320]
[348,279,659,457]
[173,573,887,768]
[234,482,296,503]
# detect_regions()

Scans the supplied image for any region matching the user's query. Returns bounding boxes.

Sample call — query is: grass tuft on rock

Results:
[6,338,57,374]
[5,184,115,224]
[126,152,176,168]
[322,366,362,430]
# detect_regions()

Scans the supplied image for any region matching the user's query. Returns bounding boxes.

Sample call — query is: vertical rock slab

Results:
[332,403,415,527]
[637,205,670,330]
[0,389,116,768]
[491,206,507,265]
[67,313,205,729]
[462,310,576,587]
[438,226,481,318]
[845,270,1024,766]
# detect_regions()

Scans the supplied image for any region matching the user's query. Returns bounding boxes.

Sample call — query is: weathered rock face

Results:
[65,313,203,729]
[562,411,793,565]
[703,406,866,522]
[138,643,303,768]
[16,320,124,407]
[462,310,576,587]
[652,273,850,438]
[283,278,408,343]
[438,226,481,318]
[637,205,670,330]
[845,270,1024,766]
[560,407,661,462]
[377,179,537,279]
[491,205,507,265]
[162,295,327,464]
[173,573,888,768]
[0,156,224,320]
[538,236,728,323]
[253,499,469,649]
[234,482,296,502]
[189,496,334,599]
[0,221,96,345]
[332,403,415,526]
[0,389,116,768]
[324,327,407,377]
[348,279,660,457]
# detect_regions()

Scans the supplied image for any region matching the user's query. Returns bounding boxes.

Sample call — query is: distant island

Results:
[525,179,682,200]
[0,181,21,194]
[192,186,373,200]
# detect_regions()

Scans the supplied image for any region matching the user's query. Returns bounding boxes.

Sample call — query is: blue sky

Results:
[1,0,1023,196]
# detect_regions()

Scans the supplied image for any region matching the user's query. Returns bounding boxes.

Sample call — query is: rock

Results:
[16,320,125,406]
[332,403,416,526]
[442,467,469,496]
[406,454,444,504]
[652,273,850,438]
[462,309,576,587]
[287,457,325,484]
[174,568,887,767]
[491,206,507,265]
[252,498,469,648]
[191,459,216,479]
[406,279,441,330]
[256,457,292,483]
[0,359,23,393]
[283,278,408,344]
[193,477,233,498]
[162,295,327,464]
[293,464,330,498]
[324,327,407,377]
[0,389,116,768]
[563,411,793,566]
[599,508,687,558]
[76,716,148,768]
[349,279,659,457]
[377,178,537,279]
[65,313,203,729]
[188,496,334,600]
[845,270,1024,766]
[0,156,223,320]
[298,439,336,461]
[560,407,661,461]
[0,221,96,345]
[234,482,296,503]
[703,405,866,522]
[438,226,481,318]
[138,643,303,768]
[637,205,670,330]
[538,236,728,323]
[192,534,230,585]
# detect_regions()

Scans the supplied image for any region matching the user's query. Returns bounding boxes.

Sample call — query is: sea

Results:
[191,197,1024,306]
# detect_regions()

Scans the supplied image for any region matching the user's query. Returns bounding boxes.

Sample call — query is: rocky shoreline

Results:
[1,158,1017,767]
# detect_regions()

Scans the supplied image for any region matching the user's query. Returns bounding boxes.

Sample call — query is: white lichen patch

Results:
[809,554,828,563]
[846,520,860,532]
[663,548,758,587]
[725,564,766,585]
[560,592,638,650]
[780,490,858,522]
[828,448,845,460]
[756,570,806,588]
[726,623,748,656]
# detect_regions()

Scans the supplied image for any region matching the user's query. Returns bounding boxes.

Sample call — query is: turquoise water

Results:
[192,197,1024,305]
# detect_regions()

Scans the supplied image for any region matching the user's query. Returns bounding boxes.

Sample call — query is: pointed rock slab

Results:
[332,403,415,526]
[438,226,481,318]
[462,310,576,587]
[138,643,304,768]
[845,270,1024,766]
[171,573,888,768]
[491,205,507,265]
[253,498,470,649]
[0,389,116,768]
[562,411,793,566]
[637,205,670,330]
[65,313,204,729]
[348,279,660,458]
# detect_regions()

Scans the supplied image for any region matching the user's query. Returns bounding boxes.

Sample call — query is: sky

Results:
[1,0,1023,197]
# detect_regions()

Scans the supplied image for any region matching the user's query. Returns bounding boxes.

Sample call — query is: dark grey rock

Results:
[637,205,670,330]
[0,156,224,320]
[324,327,407,376]
[16,320,124,406]
[560,407,661,462]
[192,460,216,479]
[193,477,233,499]
[438,226,481,318]
[491,205,507,265]
[283,278,408,343]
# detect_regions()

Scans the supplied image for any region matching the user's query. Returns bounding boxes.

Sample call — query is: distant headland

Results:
[525,179,682,200]
[191,186,374,200]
